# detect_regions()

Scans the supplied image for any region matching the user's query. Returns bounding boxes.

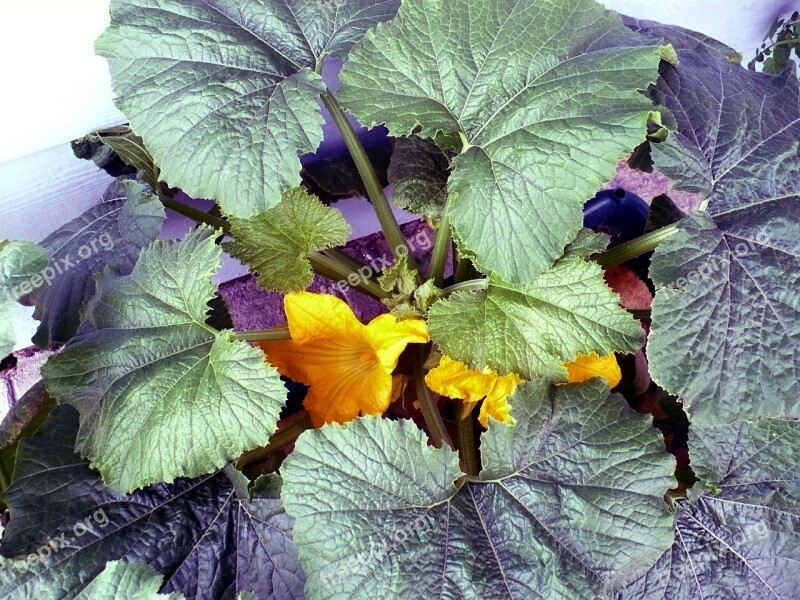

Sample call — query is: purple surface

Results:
[609,160,702,213]
[219,219,440,330]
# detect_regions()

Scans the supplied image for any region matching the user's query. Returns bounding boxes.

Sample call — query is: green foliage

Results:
[283,380,674,598]
[41,227,287,492]
[0,2,797,598]
[226,187,351,291]
[339,0,669,281]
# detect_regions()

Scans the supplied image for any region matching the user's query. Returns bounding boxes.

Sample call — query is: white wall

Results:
[1,0,793,240]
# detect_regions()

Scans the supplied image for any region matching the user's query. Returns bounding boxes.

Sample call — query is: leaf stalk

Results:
[594,224,678,269]
[413,346,453,449]
[321,91,419,274]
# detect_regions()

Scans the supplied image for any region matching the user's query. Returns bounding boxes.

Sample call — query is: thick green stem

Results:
[594,224,679,269]
[308,252,389,299]
[322,248,379,280]
[428,216,451,287]
[157,184,230,233]
[233,327,291,343]
[456,401,479,476]
[414,346,453,449]
[321,91,418,273]
[236,413,313,469]
[0,460,9,492]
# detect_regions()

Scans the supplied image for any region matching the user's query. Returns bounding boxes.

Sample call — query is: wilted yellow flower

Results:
[564,352,622,388]
[259,292,428,427]
[425,356,523,427]
[426,352,622,428]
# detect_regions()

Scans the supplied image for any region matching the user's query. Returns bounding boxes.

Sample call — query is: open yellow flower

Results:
[425,356,524,427]
[259,292,428,427]
[564,352,622,388]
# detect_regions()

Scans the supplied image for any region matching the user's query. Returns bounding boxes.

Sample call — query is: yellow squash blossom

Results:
[425,356,524,427]
[564,352,622,388]
[259,292,428,427]
[426,352,621,428]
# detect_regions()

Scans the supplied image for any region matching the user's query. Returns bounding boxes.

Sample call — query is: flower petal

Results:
[564,352,622,388]
[366,314,429,369]
[259,293,427,427]
[283,291,364,344]
[426,356,523,427]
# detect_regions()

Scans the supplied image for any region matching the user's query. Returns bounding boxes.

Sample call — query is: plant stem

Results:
[0,460,9,492]
[427,216,451,286]
[233,327,292,342]
[322,248,379,280]
[157,184,230,233]
[236,413,314,469]
[321,91,419,274]
[456,401,479,476]
[594,224,679,269]
[308,252,390,299]
[413,346,453,449]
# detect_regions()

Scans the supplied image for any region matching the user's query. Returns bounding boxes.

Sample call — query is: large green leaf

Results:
[339,0,669,282]
[283,379,675,599]
[0,240,48,356]
[428,234,643,379]
[75,561,183,600]
[30,179,165,347]
[40,226,287,492]
[226,187,350,291]
[96,0,400,217]
[621,418,800,599]
[644,45,800,424]
[0,406,304,599]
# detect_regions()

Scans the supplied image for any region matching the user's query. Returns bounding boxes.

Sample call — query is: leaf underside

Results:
[96,0,400,217]
[282,379,675,599]
[339,0,667,282]
[643,42,800,424]
[0,406,304,600]
[41,226,287,492]
[622,418,800,599]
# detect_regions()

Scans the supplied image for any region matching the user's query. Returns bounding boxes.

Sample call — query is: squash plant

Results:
[1,1,798,598]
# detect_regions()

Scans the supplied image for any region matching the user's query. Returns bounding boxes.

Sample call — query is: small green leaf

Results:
[282,379,675,598]
[378,256,417,295]
[75,561,183,600]
[96,0,400,217]
[0,240,48,356]
[226,187,350,292]
[339,0,666,281]
[429,246,643,380]
[41,226,287,492]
